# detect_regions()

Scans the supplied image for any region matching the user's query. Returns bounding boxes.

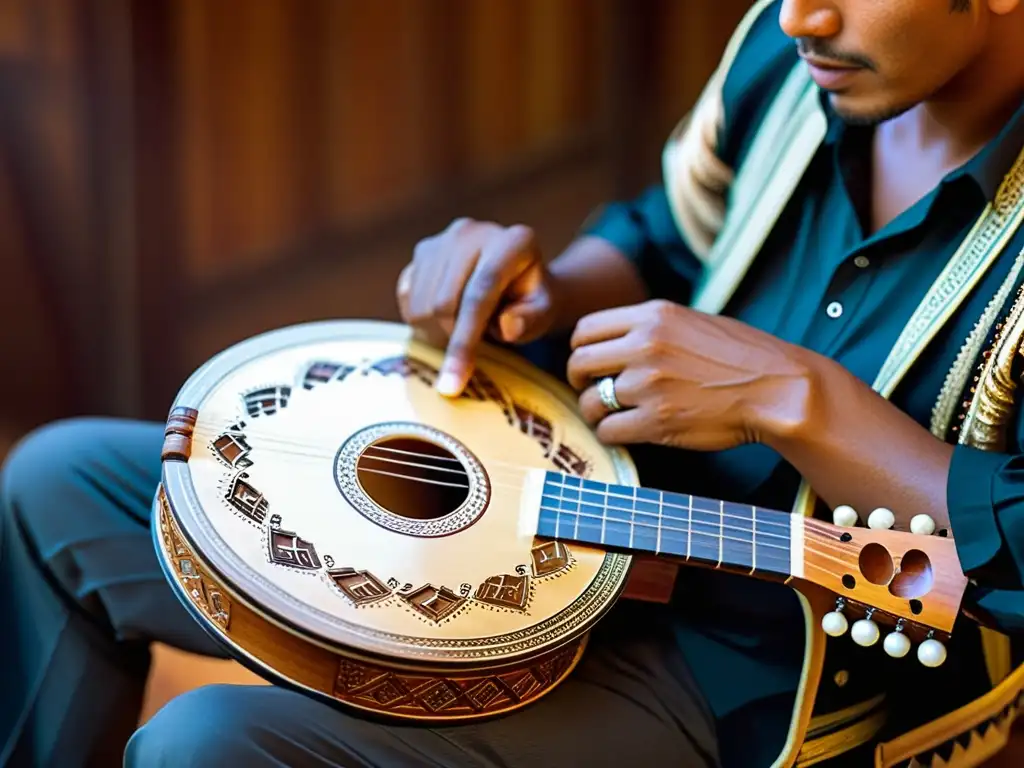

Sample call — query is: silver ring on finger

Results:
[597,376,623,412]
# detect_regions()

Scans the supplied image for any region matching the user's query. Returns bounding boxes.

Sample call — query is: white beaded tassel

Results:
[867,507,895,530]
[851,611,880,647]
[917,635,947,668]
[883,622,911,658]
[821,610,849,637]
[832,504,859,528]
[821,598,849,637]
[910,513,936,536]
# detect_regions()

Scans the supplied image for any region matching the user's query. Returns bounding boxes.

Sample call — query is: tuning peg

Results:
[832,504,859,527]
[883,620,911,658]
[867,507,895,530]
[917,632,947,668]
[851,609,880,647]
[910,513,936,536]
[821,597,849,637]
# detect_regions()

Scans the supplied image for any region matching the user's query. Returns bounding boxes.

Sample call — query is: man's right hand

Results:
[397,218,560,397]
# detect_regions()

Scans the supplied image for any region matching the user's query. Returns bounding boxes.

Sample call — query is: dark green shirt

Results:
[581,2,1024,764]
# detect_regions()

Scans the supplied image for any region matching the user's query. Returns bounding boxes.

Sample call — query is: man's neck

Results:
[894,22,1024,170]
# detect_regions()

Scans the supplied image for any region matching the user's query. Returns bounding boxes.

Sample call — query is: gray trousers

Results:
[0,418,720,767]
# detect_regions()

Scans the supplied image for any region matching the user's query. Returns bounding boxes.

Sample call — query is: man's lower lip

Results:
[806,63,861,89]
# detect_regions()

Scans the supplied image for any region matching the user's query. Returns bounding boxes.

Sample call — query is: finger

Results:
[408,243,453,324]
[594,406,655,445]
[566,335,635,391]
[570,305,643,349]
[496,288,551,343]
[431,240,484,338]
[396,262,414,322]
[440,227,538,395]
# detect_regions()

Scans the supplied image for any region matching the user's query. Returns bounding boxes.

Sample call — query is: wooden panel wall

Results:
[0,0,750,430]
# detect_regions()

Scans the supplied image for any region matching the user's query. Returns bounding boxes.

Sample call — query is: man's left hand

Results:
[567,299,819,451]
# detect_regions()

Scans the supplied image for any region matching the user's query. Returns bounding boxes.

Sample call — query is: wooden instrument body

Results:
[155,320,640,721]
[155,319,969,724]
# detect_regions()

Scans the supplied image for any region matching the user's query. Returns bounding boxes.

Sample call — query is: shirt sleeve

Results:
[947,443,1024,633]
[581,185,705,305]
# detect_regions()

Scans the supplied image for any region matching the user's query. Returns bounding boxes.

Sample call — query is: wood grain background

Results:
[0,0,747,430]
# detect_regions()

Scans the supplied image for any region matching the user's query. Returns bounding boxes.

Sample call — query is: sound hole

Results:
[858,542,895,585]
[356,437,469,520]
[889,549,934,599]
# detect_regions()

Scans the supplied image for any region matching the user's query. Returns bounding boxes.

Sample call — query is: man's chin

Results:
[826,92,914,127]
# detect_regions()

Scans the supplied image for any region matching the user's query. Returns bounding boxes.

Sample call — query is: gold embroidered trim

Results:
[873,143,1024,397]
[930,251,1024,440]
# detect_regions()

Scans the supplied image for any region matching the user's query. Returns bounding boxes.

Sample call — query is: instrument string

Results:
[193,433,798,543]
[188,472,869,566]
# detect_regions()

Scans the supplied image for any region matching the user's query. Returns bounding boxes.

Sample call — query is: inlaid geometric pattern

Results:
[332,640,582,718]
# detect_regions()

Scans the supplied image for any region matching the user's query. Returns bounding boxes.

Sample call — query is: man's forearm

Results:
[546,236,650,334]
[763,354,954,527]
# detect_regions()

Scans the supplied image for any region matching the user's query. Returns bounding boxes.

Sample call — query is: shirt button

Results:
[853,255,870,268]
[826,301,844,319]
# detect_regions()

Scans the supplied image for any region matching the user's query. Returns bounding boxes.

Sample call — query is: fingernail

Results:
[437,370,461,397]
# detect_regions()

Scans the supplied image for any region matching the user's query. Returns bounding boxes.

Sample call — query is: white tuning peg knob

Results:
[883,624,912,658]
[918,636,947,668]
[867,507,895,530]
[832,505,859,528]
[821,610,849,637]
[851,617,880,647]
[910,513,936,536]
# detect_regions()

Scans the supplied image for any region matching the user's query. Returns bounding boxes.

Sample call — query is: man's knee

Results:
[127,686,309,767]
[0,417,162,603]
[2,418,117,517]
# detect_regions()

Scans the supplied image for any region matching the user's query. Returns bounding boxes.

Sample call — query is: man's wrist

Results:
[755,348,836,451]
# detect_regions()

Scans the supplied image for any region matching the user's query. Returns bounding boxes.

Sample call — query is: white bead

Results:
[821,611,849,637]
[832,505,859,528]
[883,631,911,658]
[917,638,947,668]
[867,507,895,530]
[910,514,936,536]
[851,618,880,647]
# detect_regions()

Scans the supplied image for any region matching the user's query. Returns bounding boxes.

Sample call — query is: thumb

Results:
[497,288,553,343]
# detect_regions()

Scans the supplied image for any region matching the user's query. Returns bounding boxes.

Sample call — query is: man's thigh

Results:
[129,601,720,768]
[1,416,223,655]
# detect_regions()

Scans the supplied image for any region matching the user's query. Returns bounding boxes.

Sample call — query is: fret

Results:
[534,471,793,578]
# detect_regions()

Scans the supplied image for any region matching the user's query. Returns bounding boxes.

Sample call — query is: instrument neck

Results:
[531,471,797,578]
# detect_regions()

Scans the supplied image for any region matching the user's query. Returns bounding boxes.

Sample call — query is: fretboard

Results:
[535,471,794,577]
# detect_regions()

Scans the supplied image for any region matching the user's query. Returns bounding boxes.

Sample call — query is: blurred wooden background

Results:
[0,0,747,433]
[1,1,1022,764]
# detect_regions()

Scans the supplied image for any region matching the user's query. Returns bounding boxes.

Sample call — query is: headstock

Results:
[798,506,967,668]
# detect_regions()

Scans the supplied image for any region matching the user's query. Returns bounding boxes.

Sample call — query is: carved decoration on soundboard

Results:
[327,567,393,606]
[369,356,439,387]
[515,405,554,457]
[292,353,589,473]
[225,472,269,525]
[211,424,254,470]
[531,541,573,578]
[474,574,531,611]
[331,638,582,718]
[302,361,356,390]
[267,514,322,571]
[401,584,467,623]
[158,490,231,629]
[243,385,292,417]
[552,443,590,477]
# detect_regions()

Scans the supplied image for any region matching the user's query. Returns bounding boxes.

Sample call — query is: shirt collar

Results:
[819,89,1024,202]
